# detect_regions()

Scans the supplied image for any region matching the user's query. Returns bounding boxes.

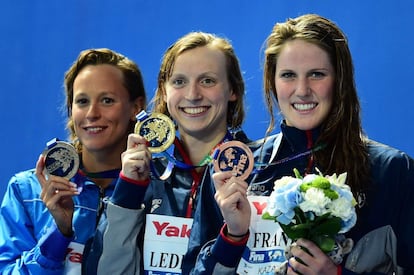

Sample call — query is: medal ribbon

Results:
[254,143,326,171]
[46,138,59,149]
[151,132,233,217]
[152,132,233,180]
[305,130,315,174]
[136,110,149,121]
[172,139,202,218]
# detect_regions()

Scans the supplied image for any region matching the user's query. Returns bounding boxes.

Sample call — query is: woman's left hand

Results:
[213,171,250,238]
[287,238,338,275]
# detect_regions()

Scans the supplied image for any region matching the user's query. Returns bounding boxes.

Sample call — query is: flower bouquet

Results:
[262,168,356,264]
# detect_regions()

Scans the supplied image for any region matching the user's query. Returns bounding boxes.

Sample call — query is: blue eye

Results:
[171,78,187,88]
[309,71,326,79]
[280,72,295,79]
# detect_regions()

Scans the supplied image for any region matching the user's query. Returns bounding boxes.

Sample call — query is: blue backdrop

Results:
[1,0,413,197]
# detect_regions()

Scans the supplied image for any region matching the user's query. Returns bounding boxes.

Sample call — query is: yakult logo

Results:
[144,214,193,274]
[152,221,191,238]
[251,200,267,215]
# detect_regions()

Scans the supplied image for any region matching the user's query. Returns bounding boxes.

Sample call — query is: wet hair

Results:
[64,48,146,152]
[263,14,369,195]
[153,31,245,129]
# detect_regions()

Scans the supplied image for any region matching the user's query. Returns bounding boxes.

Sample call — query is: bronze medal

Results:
[213,141,254,180]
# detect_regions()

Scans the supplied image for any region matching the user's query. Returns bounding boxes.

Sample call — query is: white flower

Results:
[327,172,348,188]
[329,197,353,220]
[274,176,300,190]
[299,187,331,216]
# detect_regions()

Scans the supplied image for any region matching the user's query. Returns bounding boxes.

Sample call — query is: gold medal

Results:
[134,111,175,153]
[213,141,254,180]
[43,138,80,179]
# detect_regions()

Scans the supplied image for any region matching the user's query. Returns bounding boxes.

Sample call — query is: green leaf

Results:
[300,176,331,193]
[280,224,303,240]
[312,216,342,236]
[280,222,309,240]
[312,235,335,253]
[311,177,331,189]
[262,212,276,221]
[294,207,307,224]
[323,189,339,200]
[293,168,302,179]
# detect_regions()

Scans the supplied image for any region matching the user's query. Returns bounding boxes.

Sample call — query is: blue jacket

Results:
[194,124,414,274]
[0,169,116,274]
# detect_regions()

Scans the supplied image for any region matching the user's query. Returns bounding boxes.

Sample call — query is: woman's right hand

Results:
[121,133,152,181]
[36,154,79,237]
[213,171,251,239]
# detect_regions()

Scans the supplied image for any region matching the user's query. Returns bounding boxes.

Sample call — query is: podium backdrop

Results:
[1,0,413,197]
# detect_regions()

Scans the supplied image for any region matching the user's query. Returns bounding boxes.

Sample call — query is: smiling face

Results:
[164,45,236,140]
[71,64,139,154]
[275,39,335,130]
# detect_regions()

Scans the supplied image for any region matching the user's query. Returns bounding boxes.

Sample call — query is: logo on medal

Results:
[213,141,254,180]
[135,111,175,153]
[43,138,79,179]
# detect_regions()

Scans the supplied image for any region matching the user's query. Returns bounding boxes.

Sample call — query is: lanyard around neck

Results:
[254,144,326,171]
[173,137,203,218]
[152,132,233,180]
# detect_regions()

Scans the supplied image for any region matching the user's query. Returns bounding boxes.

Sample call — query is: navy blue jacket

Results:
[194,124,414,274]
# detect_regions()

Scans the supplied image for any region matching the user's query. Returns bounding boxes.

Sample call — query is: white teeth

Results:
[86,127,103,133]
[182,107,207,114]
[293,103,316,111]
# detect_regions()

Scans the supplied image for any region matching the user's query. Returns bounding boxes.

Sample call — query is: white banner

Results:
[237,196,290,275]
[143,214,193,275]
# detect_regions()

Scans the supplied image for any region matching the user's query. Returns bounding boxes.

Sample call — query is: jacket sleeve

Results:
[343,149,414,274]
[97,202,145,275]
[381,152,414,274]
[396,153,414,273]
[97,176,149,275]
[191,225,248,275]
[0,175,71,275]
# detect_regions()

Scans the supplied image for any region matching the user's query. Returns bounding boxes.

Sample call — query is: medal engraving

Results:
[135,112,175,153]
[43,138,79,179]
[213,141,254,180]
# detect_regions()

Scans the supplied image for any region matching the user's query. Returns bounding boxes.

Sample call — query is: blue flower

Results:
[265,176,302,225]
